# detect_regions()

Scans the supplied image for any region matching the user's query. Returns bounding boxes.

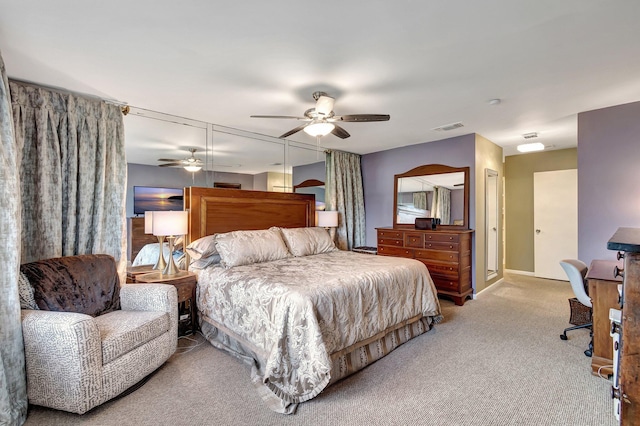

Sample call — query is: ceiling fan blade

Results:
[157,158,182,162]
[279,123,309,139]
[331,124,351,139]
[158,162,181,167]
[338,114,390,122]
[251,115,306,120]
[315,95,335,116]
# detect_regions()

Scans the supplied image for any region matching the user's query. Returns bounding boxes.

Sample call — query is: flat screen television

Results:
[133,186,184,215]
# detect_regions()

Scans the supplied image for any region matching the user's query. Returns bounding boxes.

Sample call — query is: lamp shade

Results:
[144,211,154,234]
[316,210,338,227]
[304,121,335,137]
[152,210,188,236]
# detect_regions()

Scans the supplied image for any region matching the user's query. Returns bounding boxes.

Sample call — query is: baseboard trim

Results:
[504,269,535,276]
[473,278,505,299]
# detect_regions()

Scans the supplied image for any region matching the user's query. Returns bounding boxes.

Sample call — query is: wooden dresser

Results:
[377,227,473,305]
[608,227,640,425]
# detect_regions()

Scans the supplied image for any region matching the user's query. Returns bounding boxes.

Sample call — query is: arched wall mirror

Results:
[485,169,499,279]
[393,164,470,229]
[294,179,325,211]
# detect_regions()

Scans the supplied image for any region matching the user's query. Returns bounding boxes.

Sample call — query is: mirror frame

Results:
[485,168,499,280]
[393,164,470,230]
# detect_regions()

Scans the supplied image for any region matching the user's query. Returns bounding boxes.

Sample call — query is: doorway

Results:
[533,169,578,280]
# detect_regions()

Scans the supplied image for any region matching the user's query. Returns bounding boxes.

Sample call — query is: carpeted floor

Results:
[24,273,617,425]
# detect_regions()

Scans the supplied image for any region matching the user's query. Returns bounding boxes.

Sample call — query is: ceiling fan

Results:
[158,148,203,172]
[251,91,390,139]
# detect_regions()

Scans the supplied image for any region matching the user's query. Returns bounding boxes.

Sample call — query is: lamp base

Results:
[153,236,167,270]
[162,235,182,276]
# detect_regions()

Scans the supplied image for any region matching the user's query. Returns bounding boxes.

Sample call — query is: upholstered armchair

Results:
[19,254,178,414]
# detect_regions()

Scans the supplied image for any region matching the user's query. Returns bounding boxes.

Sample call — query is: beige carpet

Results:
[24,273,617,426]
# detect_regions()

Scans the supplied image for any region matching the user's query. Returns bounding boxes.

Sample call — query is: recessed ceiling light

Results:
[517,142,545,153]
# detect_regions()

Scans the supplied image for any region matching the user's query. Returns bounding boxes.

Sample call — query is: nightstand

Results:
[126,264,155,283]
[132,271,197,337]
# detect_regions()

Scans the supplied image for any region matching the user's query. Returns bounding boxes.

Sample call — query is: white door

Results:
[533,169,578,280]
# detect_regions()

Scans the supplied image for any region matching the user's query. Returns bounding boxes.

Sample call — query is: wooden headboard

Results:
[184,187,316,243]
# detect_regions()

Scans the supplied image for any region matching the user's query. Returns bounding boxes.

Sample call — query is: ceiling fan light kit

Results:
[251,91,390,140]
[303,121,335,137]
[157,148,204,171]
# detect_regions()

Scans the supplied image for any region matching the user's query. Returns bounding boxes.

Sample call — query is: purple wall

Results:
[292,161,325,186]
[361,134,477,246]
[450,188,464,224]
[578,101,640,264]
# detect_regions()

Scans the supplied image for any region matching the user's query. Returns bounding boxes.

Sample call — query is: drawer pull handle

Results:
[449,237,453,240]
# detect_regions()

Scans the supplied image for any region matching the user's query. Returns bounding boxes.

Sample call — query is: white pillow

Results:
[185,234,218,260]
[189,254,221,270]
[215,228,291,268]
[279,227,337,257]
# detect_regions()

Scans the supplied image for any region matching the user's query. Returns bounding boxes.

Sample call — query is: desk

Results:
[586,259,623,377]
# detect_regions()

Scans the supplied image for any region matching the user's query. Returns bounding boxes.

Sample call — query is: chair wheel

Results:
[560,334,568,341]
[584,349,592,357]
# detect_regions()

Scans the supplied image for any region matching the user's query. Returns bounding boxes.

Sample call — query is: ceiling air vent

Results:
[432,122,464,131]
[522,132,538,139]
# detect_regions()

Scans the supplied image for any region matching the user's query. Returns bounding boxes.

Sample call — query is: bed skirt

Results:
[199,313,434,414]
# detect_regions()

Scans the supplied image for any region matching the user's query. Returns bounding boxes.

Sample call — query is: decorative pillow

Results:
[185,234,218,260]
[20,254,120,316]
[215,228,291,268]
[189,254,222,271]
[18,271,39,310]
[279,227,337,257]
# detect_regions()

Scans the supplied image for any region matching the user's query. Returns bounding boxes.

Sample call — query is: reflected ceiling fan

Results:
[158,148,203,172]
[251,91,390,139]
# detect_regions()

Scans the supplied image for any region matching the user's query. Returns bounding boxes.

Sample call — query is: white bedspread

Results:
[196,250,441,412]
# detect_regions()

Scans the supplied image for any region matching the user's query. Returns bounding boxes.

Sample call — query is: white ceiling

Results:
[2,0,640,169]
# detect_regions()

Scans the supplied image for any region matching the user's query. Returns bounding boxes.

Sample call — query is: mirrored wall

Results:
[124,108,325,217]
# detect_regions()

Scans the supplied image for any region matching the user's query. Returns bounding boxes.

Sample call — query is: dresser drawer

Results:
[424,233,460,243]
[431,276,460,291]
[424,241,459,251]
[378,229,404,239]
[378,245,414,258]
[419,260,459,275]
[405,233,424,248]
[415,249,459,262]
[379,238,403,247]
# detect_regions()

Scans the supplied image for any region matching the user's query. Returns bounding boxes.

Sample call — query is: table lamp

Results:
[145,211,167,271]
[152,210,188,276]
[316,210,338,228]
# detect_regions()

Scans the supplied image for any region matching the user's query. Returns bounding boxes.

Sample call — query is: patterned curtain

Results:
[432,186,451,225]
[9,81,127,275]
[0,52,28,426]
[412,192,428,210]
[325,150,365,250]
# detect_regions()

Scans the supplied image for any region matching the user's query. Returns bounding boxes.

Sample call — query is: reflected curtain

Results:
[325,150,365,250]
[10,81,127,275]
[0,51,28,426]
[412,192,428,210]
[432,186,451,225]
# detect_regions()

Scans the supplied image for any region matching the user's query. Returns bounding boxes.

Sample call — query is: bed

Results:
[183,187,442,414]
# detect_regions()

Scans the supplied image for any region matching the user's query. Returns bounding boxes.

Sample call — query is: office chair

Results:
[559,259,593,357]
